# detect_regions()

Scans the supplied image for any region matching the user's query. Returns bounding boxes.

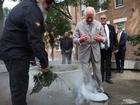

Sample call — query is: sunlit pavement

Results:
[0,63,140,105]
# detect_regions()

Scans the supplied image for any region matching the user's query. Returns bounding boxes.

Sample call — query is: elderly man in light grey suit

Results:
[73,7,107,92]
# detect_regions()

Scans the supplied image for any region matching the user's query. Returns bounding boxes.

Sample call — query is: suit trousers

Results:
[101,48,112,81]
[62,52,72,64]
[4,59,30,105]
[80,50,102,89]
[115,48,126,71]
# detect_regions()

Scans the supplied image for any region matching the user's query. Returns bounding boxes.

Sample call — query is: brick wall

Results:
[95,0,140,35]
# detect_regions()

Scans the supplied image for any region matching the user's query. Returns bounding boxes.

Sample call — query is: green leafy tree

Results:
[128,34,140,56]
[46,8,71,36]
[52,0,80,20]
[45,7,71,60]
[81,0,110,12]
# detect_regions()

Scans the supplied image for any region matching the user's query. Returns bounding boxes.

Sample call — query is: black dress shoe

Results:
[103,91,111,98]
[106,79,113,84]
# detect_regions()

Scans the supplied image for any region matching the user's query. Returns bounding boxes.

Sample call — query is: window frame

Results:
[115,0,124,8]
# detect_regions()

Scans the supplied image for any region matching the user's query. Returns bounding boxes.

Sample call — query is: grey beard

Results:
[38,4,47,21]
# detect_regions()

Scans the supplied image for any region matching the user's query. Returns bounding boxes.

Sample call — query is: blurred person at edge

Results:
[0,0,54,105]
[73,7,107,92]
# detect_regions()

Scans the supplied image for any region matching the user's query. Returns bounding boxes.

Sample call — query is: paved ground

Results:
[0,64,140,105]
[103,70,140,105]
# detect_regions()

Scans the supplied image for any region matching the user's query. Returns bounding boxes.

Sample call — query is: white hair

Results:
[84,7,96,16]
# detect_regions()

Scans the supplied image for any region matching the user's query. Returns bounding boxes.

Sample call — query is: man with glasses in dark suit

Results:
[100,14,118,84]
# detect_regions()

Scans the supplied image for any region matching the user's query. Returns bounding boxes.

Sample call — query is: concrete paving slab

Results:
[0,65,84,105]
[103,71,140,105]
[0,64,140,105]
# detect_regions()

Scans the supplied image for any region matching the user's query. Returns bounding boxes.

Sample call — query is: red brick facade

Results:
[95,0,140,36]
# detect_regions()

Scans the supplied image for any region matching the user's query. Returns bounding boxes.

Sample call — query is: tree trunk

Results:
[49,34,55,61]
[51,46,54,61]
[0,1,4,39]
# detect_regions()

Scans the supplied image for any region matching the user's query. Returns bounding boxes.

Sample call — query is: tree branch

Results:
[0,0,4,4]
[52,6,72,20]
[64,0,72,19]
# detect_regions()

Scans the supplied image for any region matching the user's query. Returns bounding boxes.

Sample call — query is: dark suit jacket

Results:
[117,31,127,50]
[107,24,118,51]
[0,0,48,68]
[60,36,73,54]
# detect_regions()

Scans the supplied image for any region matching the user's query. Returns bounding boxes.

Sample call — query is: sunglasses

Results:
[100,18,106,20]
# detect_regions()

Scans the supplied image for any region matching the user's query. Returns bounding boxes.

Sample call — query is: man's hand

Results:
[80,35,89,43]
[41,67,48,73]
[93,35,104,42]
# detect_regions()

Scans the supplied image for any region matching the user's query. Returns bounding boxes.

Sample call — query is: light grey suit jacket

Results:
[73,19,106,63]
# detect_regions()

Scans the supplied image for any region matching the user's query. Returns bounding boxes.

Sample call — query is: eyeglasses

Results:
[100,18,106,20]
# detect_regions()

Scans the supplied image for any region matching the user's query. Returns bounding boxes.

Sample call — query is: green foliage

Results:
[66,0,79,6]
[101,1,108,10]
[83,0,99,7]
[128,34,140,56]
[54,0,78,6]
[53,0,110,19]
[52,0,79,20]
[45,8,71,37]
[134,48,140,56]
[128,34,140,46]
[30,66,58,94]
[82,0,110,12]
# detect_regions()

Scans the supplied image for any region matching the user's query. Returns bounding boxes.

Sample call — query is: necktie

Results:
[117,32,121,45]
[103,25,108,49]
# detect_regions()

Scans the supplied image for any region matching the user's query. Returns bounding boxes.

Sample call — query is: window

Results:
[115,0,123,7]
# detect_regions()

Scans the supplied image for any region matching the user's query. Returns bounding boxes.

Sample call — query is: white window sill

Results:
[115,5,124,9]
[96,10,108,14]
